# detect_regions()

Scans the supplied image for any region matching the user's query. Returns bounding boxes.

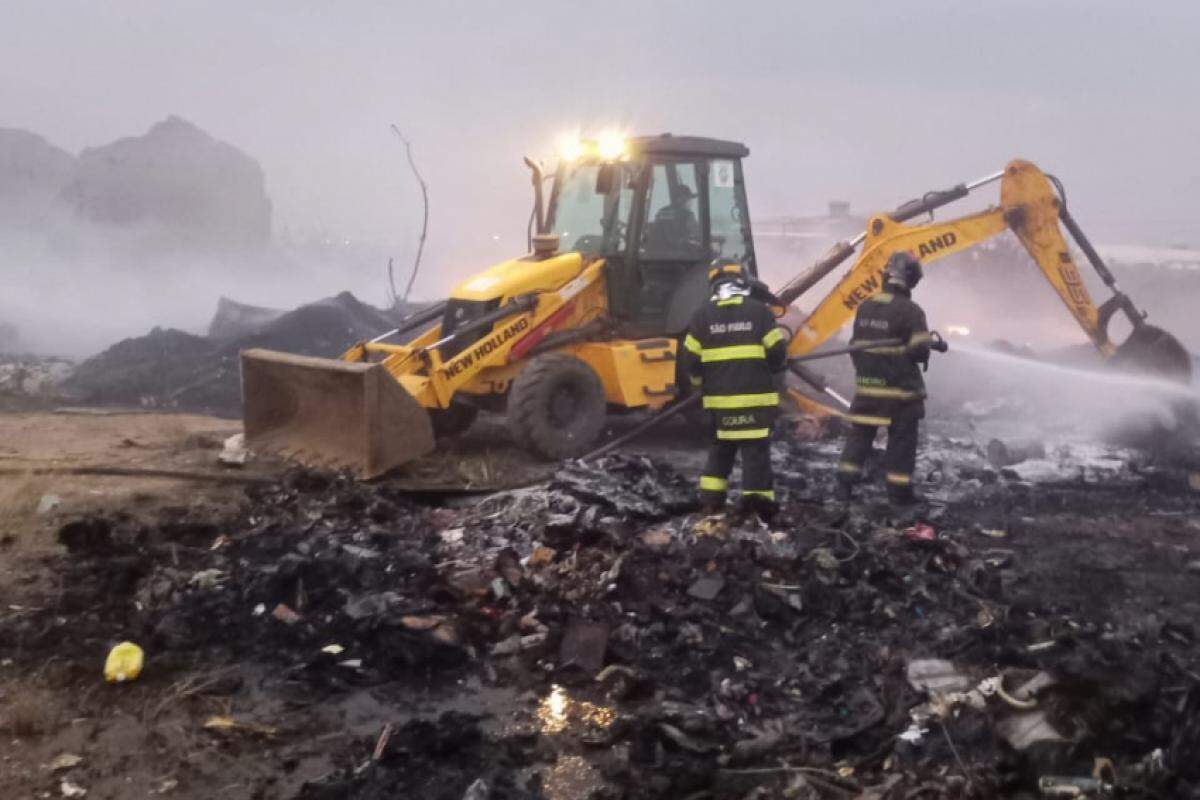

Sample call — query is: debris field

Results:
[4,433,1200,800]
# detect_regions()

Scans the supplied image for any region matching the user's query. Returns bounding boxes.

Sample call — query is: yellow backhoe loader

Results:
[242,137,1190,477]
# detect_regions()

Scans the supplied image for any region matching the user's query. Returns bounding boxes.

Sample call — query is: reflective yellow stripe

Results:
[886,472,911,485]
[684,334,702,355]
[865,345,909,355]
[699,475,728,491]
[846,414,891,426]
[743,490,775,500]
[716,427,771,440]
[872,292,894,304]
[703,392,780,409]
[837,461,862,474]
[716,297,744,306]
[762,328,784,348]
[701,344,766,362]
[909,332,933,345]
[689,375,703,387]
[856,386,917,399]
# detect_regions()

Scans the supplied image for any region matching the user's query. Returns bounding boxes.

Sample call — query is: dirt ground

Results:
[0,409,263,558]
[2,408,1200,799]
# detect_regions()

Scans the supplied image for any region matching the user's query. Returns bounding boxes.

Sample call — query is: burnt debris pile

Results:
[0,352,74,401]
[60,292,429,415]
[5,454,1200,798]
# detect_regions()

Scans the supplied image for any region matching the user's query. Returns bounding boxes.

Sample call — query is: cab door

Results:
[619,158,708,337]
[620,156,756,337]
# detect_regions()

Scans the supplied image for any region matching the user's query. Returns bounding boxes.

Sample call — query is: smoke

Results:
[0,115,418,358]
[0,223,397,358]
[925,340,1200,448]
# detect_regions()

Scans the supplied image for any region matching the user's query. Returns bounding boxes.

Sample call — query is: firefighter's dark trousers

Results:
[837,398,924,498]
[699,438,773,508]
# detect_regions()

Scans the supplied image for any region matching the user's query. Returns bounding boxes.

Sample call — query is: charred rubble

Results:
[59,292,430,415]
[5,445,1200,799]
[0,352,74,400]
[1,293,430,411]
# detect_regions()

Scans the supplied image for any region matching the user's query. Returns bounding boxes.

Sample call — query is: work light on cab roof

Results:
[556,131,628,163]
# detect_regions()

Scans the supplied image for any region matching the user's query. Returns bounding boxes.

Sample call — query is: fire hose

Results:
[583,335,945,461]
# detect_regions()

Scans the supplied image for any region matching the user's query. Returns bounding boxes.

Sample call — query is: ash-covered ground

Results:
[3,413,1200,799]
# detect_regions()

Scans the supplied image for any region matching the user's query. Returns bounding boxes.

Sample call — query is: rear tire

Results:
[508,353,607,459]
[430,401,479,438]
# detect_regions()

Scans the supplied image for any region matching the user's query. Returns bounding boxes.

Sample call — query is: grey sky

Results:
[4,0,1198,295]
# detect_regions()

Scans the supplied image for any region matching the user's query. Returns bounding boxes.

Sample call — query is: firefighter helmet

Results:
[707,258,747,286]
[883,252,923,290]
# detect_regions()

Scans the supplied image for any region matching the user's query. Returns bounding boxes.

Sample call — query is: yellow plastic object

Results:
[104,642,144,683]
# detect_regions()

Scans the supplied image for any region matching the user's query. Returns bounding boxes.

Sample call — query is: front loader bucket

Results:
[240,348,435,479]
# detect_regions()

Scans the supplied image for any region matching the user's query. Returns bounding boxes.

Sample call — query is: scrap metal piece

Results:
[1038,775,1107,798]
[559,620,610,674]
[906,659,971,694]
[998,710,1066,750]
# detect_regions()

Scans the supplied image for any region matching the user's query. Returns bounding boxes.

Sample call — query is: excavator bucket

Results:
[1109,325,1194,384]
[240,348,435,478]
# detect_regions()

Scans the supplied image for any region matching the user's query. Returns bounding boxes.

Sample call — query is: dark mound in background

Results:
[207,296,285,340]
[63,327,215,408]
[62,292,424,416]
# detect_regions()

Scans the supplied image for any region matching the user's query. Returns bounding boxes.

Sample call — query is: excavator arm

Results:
[778,159,1190,378]
[787,204,1011,356]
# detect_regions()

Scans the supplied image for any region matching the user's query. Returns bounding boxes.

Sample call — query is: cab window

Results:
[707,159,749,262]
[639,162,704,259]
[550,163,634,255]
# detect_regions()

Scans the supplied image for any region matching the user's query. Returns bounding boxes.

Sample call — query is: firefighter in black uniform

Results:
[835,252,948,505]
[681,259,788,516]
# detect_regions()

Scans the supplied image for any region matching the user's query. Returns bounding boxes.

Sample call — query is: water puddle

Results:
[535,683,616,735]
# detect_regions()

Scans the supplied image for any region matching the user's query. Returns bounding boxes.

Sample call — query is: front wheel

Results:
[507,353,607,459]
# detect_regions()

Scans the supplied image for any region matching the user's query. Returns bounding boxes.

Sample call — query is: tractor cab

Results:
[544,134,756,338]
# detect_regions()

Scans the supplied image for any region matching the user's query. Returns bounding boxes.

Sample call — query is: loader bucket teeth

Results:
[240,348,435,478]
[1109,325,1194,383]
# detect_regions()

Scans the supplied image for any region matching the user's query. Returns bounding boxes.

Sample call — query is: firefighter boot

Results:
[887,485,923,507]
[737,493,778,522]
